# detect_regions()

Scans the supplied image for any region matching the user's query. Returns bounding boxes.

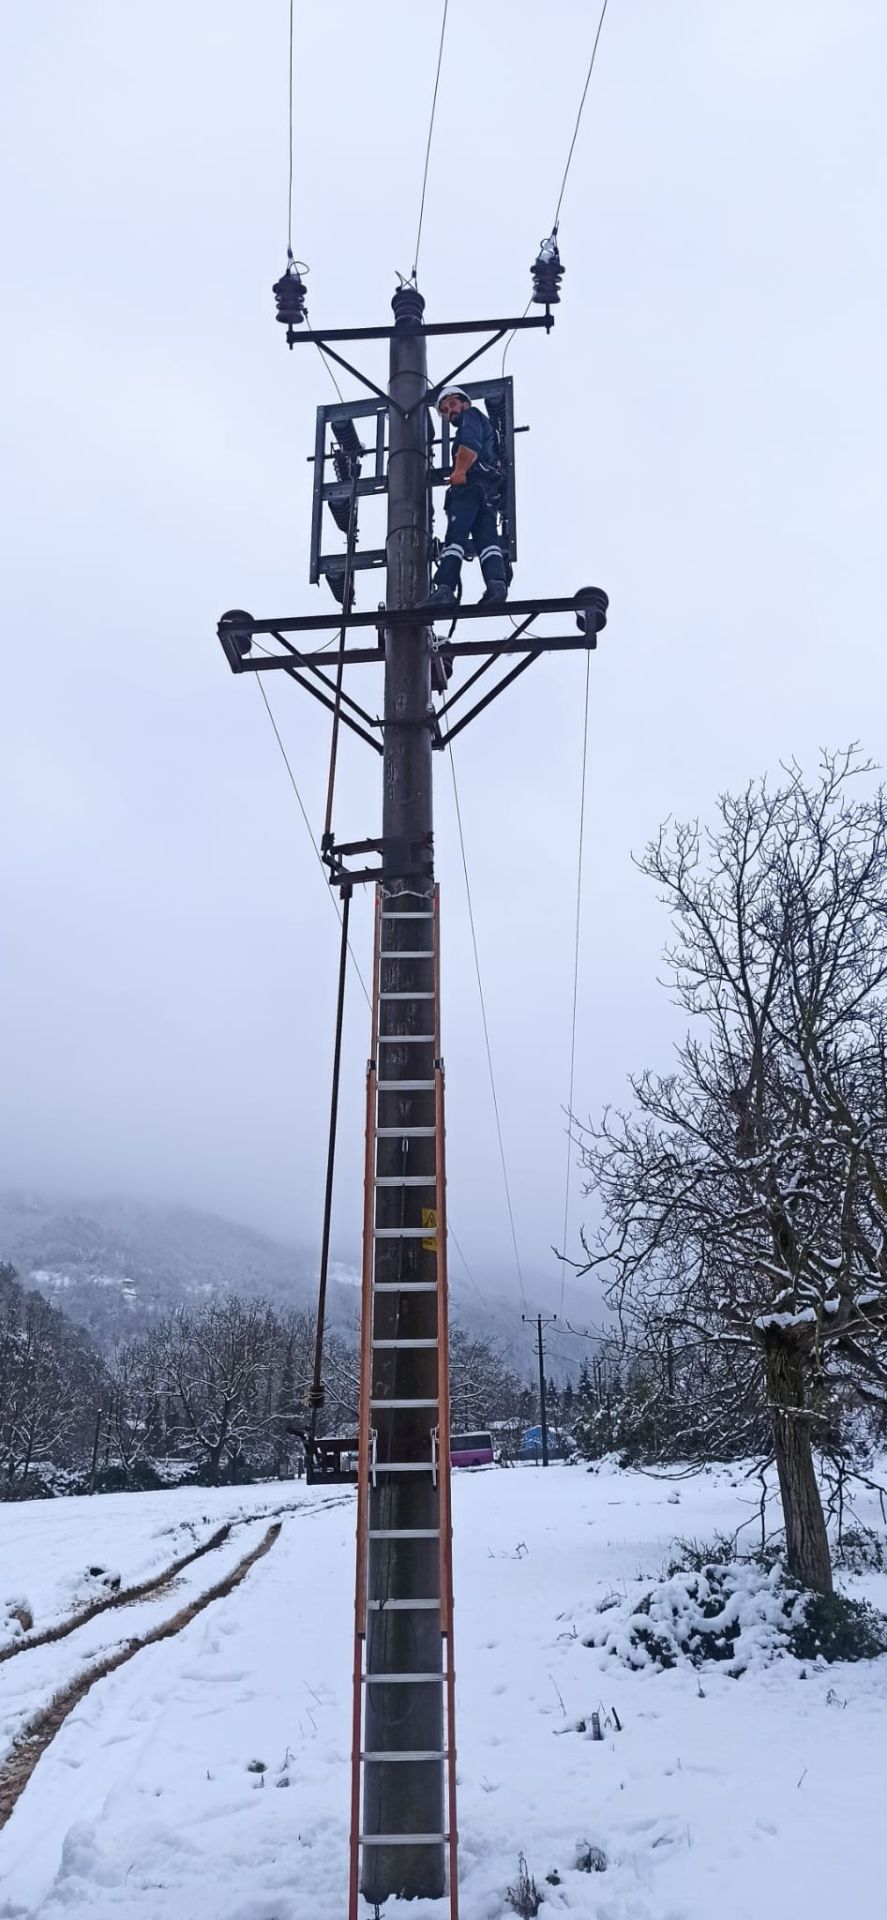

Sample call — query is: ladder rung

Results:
[374,1227,437,1239]
[378,1034,436,1044]
[366,1599,440,1611]
[359,1834,449,1845]
[361,1750,447,1762]
[381,912,434,919]
[376,1126,436,1137]
[372,1337,439,1348]
[373,1282,438,1293]
[372,1461,435,1472]
[381,951,435,960]
[361,1673,445,1684]
[380,991,436,1000]
[377,1080,436,1091]
[375,1176,436,1187]
[368,1528,440,1539]
[371,1397,439,1409]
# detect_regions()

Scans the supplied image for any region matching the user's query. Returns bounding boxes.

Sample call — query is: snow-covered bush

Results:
[832,1526,887,1575]
[586,1559,887,1675]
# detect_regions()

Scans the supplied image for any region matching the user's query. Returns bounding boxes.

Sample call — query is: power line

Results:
[303,309,346,403]
[256,677,489,1296]
[559,650,592,1314]
[501,297,532,379]
[287,0,294,256]
[254,676,371,1011]
[448,1222,496,1323]
[447,743,527,1311]
[411,0,450,284]
[551,0,611,232]
[284,8,342,406]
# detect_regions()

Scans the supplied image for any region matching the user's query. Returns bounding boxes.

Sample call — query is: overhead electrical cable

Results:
[500,1,610,378]
[284,6,344,403]
[287,0,295,257]
[559,651,592,1315]
[448,1221,497,1323]
[448,743,528,1311]
[501,298,532,380]
[551,0,611,231]
[307,316,346,403]
[254,677,371,1012]
[411,0,450,284]
[255,679,487,1296]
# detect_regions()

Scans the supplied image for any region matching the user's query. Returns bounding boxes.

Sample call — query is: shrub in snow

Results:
[1,1471,55,1502]
[788,1591,887,1663]
[586,1559,887,1675]
[91,1460,169,1494]
[665,1532,747,1576]
[833,1526,886,1575]
[576,1843,607,1873]
[507,1852,543,1917]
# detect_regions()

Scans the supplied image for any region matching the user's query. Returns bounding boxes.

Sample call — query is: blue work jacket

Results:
[451,405,498,484]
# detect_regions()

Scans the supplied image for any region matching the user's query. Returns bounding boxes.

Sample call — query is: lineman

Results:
[425,387,508,610]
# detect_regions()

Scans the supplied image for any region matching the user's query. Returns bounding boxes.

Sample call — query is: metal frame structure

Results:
[309,377,519,600]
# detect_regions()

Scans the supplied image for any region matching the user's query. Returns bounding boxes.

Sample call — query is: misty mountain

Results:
[0,1190,593,1377]
[0,1190,351,1352]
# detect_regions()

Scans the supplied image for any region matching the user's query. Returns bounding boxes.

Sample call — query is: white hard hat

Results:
[436,386,471,413]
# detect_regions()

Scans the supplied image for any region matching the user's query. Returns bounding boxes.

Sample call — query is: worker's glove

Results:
[448,445,476,488]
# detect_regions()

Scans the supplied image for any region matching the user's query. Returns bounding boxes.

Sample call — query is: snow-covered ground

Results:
[1,1463,886,1919]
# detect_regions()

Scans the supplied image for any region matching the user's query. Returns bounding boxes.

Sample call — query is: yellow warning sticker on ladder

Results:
[421,1207,437,1251]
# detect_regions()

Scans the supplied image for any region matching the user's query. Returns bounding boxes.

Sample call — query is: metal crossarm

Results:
[218,592,607,755]
[220,589,607,644]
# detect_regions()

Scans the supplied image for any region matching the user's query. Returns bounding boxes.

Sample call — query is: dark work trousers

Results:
[439,481,501,572]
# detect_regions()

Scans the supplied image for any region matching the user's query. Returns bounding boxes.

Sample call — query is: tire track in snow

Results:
[0,1521,235,1668]
[0,1520,282,1831]
[0,1487,351,1672]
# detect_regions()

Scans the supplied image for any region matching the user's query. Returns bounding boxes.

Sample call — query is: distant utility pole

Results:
[523,1312,558,1466]
[88,1406,103,1495]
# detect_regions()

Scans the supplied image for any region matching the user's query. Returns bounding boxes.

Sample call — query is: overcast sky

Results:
[2,1,885,1330]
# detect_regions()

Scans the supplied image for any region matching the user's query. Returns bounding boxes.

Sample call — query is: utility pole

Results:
[217,258,609,1919]
[361,283,444,1906]
[523,1312,557,1466]
[88,1406,103,1495]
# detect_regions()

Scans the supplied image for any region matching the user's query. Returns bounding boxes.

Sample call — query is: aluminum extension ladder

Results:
[349,884,458,1918]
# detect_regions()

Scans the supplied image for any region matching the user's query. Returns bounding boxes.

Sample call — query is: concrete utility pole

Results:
[218,267,609,1920]
[523,1312,557,1466]
[361,284,445,1905]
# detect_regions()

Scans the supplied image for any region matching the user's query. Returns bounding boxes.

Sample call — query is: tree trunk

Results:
[763,1336,833,1595]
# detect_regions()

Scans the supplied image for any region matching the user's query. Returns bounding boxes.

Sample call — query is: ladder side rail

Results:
[349,886,383,1920]
[433,884,459,1916]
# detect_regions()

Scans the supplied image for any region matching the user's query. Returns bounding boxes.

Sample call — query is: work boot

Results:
[425,581,457,611]
[479,548,508,605]
[424,546,463,611]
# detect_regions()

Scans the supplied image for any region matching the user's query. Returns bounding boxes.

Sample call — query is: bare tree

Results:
[0,1264,105,1485]
[575,751,887,1593]
[160,1298,279,1482]
[105,1332,167,1478]
[449,1329,528,1432]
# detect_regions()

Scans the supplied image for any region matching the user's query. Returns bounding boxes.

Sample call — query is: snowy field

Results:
[1,1463,886,1919]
